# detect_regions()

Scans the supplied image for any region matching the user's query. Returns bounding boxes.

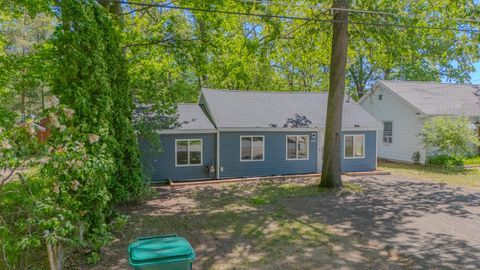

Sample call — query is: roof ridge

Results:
[202,88,328,95]
[380,80,480,87]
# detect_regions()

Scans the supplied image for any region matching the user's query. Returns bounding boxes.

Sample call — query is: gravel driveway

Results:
[285,175,480,269]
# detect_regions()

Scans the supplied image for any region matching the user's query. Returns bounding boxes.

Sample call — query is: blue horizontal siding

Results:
[139,133,216,182]
[219,131,318,178]
[139,130,377,182]
[341,131,377,172]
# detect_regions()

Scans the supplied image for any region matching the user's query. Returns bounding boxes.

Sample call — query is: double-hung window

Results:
[286,135,309,160]
[240,136,264,161]
[383,121,393,143]
[175,139,202,166]
[344,135,365,159]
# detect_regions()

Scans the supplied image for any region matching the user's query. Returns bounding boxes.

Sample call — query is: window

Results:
[383,121,393,143]
[378,94,383,100]
[344,135,365,158]
[286,135,309,160]
[175,139,202,166]
[240,136,264,161]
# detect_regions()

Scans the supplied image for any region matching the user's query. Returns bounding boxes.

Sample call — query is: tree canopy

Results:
[1,0,480,268]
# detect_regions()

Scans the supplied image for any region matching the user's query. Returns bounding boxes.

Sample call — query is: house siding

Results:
[360,85,427,164]
[218,131,318,178]
[340,131,377,172]
[139,133,216,182]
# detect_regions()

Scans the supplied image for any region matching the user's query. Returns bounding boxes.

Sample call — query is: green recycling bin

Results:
[128,234,196,270]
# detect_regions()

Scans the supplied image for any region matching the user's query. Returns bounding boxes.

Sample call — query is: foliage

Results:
[52,0,144,203]
[426,154,465,167]
[0,12,55,119]
[0,1,144,268]
[420,116,479,158]
[0,104,118,268]
[464,156,480,165]
[118,0,480,103]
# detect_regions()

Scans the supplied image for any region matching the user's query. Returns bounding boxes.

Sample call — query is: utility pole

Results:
[320,0,349,188]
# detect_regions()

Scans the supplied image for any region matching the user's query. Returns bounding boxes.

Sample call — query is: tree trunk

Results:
[97,0,123,16]
[319,0,349,188]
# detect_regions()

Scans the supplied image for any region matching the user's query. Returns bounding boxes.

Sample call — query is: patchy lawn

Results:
[379,161,480,189]
[83,177,411,270]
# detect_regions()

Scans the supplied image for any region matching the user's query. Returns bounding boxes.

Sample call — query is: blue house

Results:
[140,89,382,182]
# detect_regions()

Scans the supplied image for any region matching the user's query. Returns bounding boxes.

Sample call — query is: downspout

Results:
[375,128,379,170]
[216,130,220,179]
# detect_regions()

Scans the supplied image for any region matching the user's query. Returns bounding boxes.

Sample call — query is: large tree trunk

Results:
[320,0,349,188]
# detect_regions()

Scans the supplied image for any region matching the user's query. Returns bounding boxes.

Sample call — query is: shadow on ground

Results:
[285,175,480,270]
[85,175,480,270]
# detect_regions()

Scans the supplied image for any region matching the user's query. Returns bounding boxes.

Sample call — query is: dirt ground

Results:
[83,174,480,270]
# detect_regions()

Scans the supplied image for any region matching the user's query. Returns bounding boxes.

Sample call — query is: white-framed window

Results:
[286,135,309,160]
[344,134,365,159]
[383,121,393,143]
[175,139,203,166]
[240,136,264,161]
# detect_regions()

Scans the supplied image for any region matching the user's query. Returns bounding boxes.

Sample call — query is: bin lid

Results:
[129,235,195,263]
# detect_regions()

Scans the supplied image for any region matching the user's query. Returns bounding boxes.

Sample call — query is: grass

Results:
[246,182,362,206]
[464,156,480,165]
[90,177,372,269]
[379,161,480,188]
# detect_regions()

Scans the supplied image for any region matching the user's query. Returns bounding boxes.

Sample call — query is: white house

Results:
[359,80,480,164]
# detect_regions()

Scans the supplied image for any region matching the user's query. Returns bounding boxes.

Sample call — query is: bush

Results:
[420,116,479,158]
[464,156,480,165]
[427,155,464,167]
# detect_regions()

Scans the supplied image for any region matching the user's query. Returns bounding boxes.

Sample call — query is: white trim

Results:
[343,134,365,159]
[239,135,265,161]
[375,129,378,169]
[374,82,427,116]
[159,129,216,134]
[317,130,323,173]
[382,120,393,144]
[198,90,219,127]
[285,135,310,160]
[175,139,203,167]
[341,127,381,131]
[220,127,319,132]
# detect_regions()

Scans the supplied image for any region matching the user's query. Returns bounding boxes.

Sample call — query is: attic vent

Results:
[378,94,383,100]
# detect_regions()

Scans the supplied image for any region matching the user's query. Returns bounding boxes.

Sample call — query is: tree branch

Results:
[122,38,200,48]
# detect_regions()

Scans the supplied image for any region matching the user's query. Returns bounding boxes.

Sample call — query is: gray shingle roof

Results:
[174,104,215,130]
[379,80,480,116]
[201,88,382,129]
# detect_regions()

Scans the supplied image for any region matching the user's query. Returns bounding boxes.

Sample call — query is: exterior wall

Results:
[139,133,216,182]
[218,131,318,178]
[360,85,427,164]
[340,131,377,172]
[139,130,379,182]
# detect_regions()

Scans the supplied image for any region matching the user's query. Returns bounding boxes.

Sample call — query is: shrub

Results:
[420,116,479,158]
[464,156,480,165]
[426,155,464,167]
